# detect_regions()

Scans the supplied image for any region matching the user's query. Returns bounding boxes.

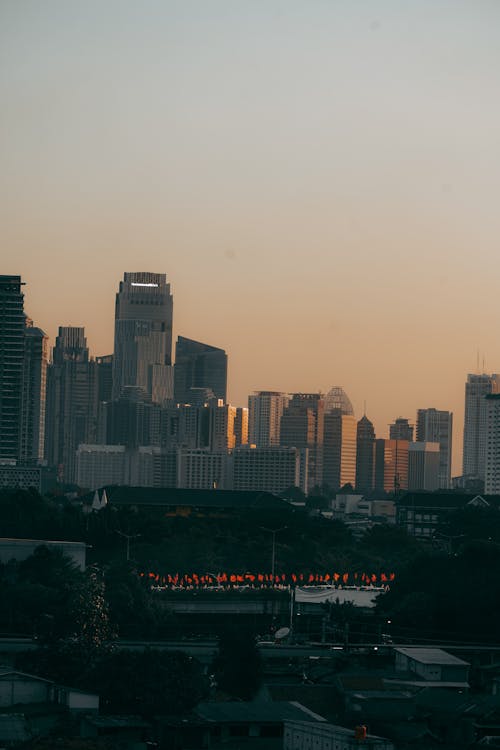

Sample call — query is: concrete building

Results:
[408,441,440,491]
[463,373,500,482]
[284,721,394,750]
[280,393,324,494]
[485,394,500,494]
[177,448,228,490]
[0,462,57,493]
[209,403,248,450]
[355,415,375,494]
[322,411,357,492]
[20,319,48,462]
[232,446,301,493]
[0,538,87,570]
[174,336,227,405]
[416,408,453,489]
[0,276,25,460]
[374,439,409,494]
[389,417,414,442]
[248,391,289,447]
[76,444,126,489]
[44,327,98,482]
[112,272,173,403]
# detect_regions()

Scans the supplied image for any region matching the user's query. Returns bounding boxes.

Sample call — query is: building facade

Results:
[112,272,173,403]
[374,439,409,494]
[322,411,357,492]
[389,417,414,442]
[416,408,453,489]
[248,391,289,447]
[45,327,98,482]
[485,394,500,494]
[232,446,301,494]
[280,393,324,494]
[355,415,376,494]
[174,336,227,405]
[462,373,500,482]
[408,441,440,491]
[20,319,48,462]
[0,276,25,459]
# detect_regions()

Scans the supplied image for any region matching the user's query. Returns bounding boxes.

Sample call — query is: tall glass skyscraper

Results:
[112,272,173,403]
[174,336,227,405]
[0,276,25,459]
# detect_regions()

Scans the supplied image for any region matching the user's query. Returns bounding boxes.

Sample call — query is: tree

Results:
[213,627,263,700]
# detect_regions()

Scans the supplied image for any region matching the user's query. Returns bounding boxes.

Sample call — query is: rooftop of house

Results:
[394,647,469,667]
[194,700,326,725]
[83,485,288,511]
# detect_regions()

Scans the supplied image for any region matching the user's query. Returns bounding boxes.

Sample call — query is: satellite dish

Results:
[274,627,290,640]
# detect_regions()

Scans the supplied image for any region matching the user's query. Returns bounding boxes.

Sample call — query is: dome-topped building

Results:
[324,386,354,416]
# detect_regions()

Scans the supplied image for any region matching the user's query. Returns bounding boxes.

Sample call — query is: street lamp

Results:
[260,526,287,580]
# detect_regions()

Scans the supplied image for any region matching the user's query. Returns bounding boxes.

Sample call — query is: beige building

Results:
[232,446,301,493]
[322,412,357,491]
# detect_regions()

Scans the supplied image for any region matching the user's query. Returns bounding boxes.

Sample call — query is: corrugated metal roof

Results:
[394,647,469,666]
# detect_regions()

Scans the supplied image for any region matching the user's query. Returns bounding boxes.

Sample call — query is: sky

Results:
[2,0,500,474]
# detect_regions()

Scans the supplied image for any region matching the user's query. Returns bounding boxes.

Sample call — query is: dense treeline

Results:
[3,488,500,650]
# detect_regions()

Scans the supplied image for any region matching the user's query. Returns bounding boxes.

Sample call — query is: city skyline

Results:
[3,2,500,475]
[2,267,488,476]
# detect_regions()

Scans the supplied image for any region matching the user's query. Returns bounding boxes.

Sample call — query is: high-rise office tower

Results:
[0,276,25,459]
[374,439,409,494]
[207,403,248,450]
[355,415,376,494]
[324,386,354,416]
[408,442,440,491]
[416,408,453,489]
[485,394,500,494]
[174,336,227,405]
[322,411,357,492]
[234,406,249,448]
[389,417,414,442]
[280,393,324,493]
[20,318,49,462]
[45,327,98,482]
[463,373,500,482]
[113,272,173,403]
[248,391,289,447]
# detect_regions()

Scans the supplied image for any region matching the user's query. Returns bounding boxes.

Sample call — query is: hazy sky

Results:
[2,1,500,473]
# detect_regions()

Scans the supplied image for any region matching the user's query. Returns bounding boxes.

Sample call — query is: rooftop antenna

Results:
[477,349,480,374]
[363,399,367,417]
[483,354,486,373]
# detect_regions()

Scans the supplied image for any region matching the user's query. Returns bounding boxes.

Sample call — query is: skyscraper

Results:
[463,373,500,481]
[322,411,357,492]
[485,394,500,494]
[416,408,453,489]
[355,415,376,494]
[248,391,289,447]
[0,276,25,459]
[389,417,414,442]
[374,439,409,494]
[280,393,324,493]
[113,272,173,403]
[45,327,98,482]
[174,336,227,405]
[408,442,440,491]
[20,318,49,462]
[324,386,354,416]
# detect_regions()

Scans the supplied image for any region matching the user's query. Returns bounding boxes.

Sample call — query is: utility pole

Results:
[260,526,287,580]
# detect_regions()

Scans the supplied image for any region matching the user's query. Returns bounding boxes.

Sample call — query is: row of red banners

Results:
[139,571,396,587]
